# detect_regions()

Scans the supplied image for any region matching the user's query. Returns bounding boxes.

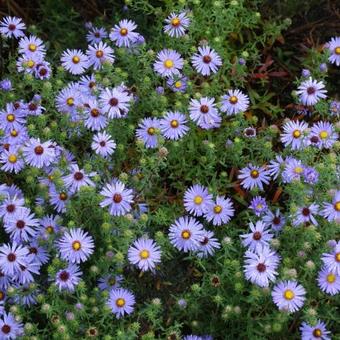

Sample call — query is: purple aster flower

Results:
[282,158,305,183]
[196,230,220,258]
[12,254,40,284]
[57,228,94,264]
[136,117,160,148]
[249,196,268,216]
[300,320,331,340]
[183,184,213,217]
[166,75,188,93]
[34,60,52,80]
[83,99,108,131]
[160,111,189,140]
[272,280,306,313]
[244,245,280,287]
[220,89,250,115]
[86,41,115,70]
[188,97,221,129]
[320,191,340,222]
[0,16,25,38]
[24,97,44,116]
[23,138,56,168]
[267,155,286,180]
[49,185,71,213]
[0,146,25,174]
[240,220,274,251]
[164,12,190,37]
[238,164,270,191]
[0,103,26,133]
[280,120,308,150]
[16,54,43,73]
[63,164,96,193]
[301,69,311,78]
[107,287,135,318]
[38,214,60,239]
[321,242,340,275]
[153,49,184,78]
[99,87,131,119]
[329,100,340,117]
[61,49,89,75]
[0,271,11,289]
[55,264,82,292]
[2,125,29,147]
[296,77,327,106]
[317,267,340,295]
[55,86,82,116]
[109,19,139,48]
[13,283,39,306]
[204,196,234,226]
[0,195,25,220]
[99,180,134,216]
[303,166,319,185]
[128,238,162,271]
[191,45,222,76]
[0,79,12,91]
[0,312,23,339]
[18,35,46,57]
[27,241,50,265]
[292,203,319,227]
[98,274,123,291]
[263,209,285,232]
[169,216,205,252]
[91,131,116,158]
[308,121,338,149]
[86,26,108,44]
[327,36,340,66]
[0,242,29,276]
[79,74,100,94]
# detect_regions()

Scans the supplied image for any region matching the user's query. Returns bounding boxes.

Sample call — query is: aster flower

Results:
[0,16,26,39]
[98,274,123,291]
[16,54,43,74]
[55,86,82,116]
[25,97,44,116]
[23,138,56,168]
[196,230,221,258]
[153,49,184,78]
[0,103,26,133]
[0,195,25,220]
[86,26,108,44]
[220,89,250,115]
[320,191,340,222]
[0,312,23,339]
[91,131,116,158]
[280,120,308,150]
[243,245,280,287]
[166,75,188,93]
[188,97,221,129]
[38,214,60,239]
[169,216,205,252]
[204,196,234,226]
[34,60,52,80]
[0,242,29,276]
[272,280,306,313]
[83,99,107,131]
[0,79,12,91]
[107,287,135,318]
[327,36,340,66]
[249,196,268,216]
[303,166,319,185]
[191,45,222,76]
[281,158,305,183]
[61,49,89,75]
[57,228,94,264]
[296,78,327,106]
[63,164,96,194]
[183,184,213,217]
[164,12,190,37]
[321,242,340,275]
[238,164,270,191]
[13,283,39,306]
[27,241,50,265]
[79,74,99,94]
[49,185,71,213]
[55,264,82,292]
[300,320,331,340]
[128,238,162,271]
[263,209,285,232]
[12,254,40,284]
[292,203,319,227]
[99,180,134,216]
[329,100,340,117]
[18,35,46,57]
[109,19,139,48]
[0,146,25,174]
[160,111,189,140]
[317,266,340,295]
[99,87,131,119]
[308,121,338,149]
[86,41,115,70]
[136,117,161,148]
[240,220,274,251]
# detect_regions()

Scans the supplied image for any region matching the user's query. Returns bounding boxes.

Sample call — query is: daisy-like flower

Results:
[292,203,319,227]
[99,180,134,216]
[296,77,327,106]
[55,85,82,116]
[34,61,52,80]
[321,242,340,275]
[83,99,108,131]
[320,191,340,222]
[27,241,50,266]
[22,138,56,168]
[220,89,250,115]
[38,214,60,239]
[183,184,213,217]
[107,288,135,318]
[99,87,131,119]
[136,117,161,149]
[86,26,108,44]
[128,238,162,271]
[204,196,234,226]
[191,45,222,76]
[0,146,25,174]
[55,264,82,292]
[281,158,305,183]
[308,121,338,149]
[153,49,184,78]
[61,49,89,75]
[49,185,71,213]
[249,196,268,216]
[169,216,205,252]
[57,228,94,264]
[86,41,115,70]
[18,35,46,57]
[0,195,25,220]
[98,274,123,291]
[240,220,274,251]
[16,54,43,74]
[303,166,319,185]
[0,242,29,276]
[238,164,270,191]
[164,12,190,37]
[263,209,286,232]
[166,75,188,93]
[160,111,189,140]
[0,103,26,133]
[280,120,308,150]
[109,19,138,48]
[12,254,40,285]
[326,36,340,66]
[0,79,12,91]
[0,312,23,339]
[272,280,306,313]
[63,164,96,193]
[0,16,26,39]
[196,230,221,258]
[300,320,331,340]
[243,245,280,287]
[317,266,340,295]
[188,97,221,129]
[91,131,116,158]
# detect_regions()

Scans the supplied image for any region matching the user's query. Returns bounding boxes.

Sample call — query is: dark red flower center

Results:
[74,172,84,181]
[59,271,70,281]
[29,247,38,254]
[200,105,209,113]
[6,204,15,213]
[113,193,122,203]
[1,324,11,334]
[109,98,118,106]
[273,217,281,225]
[8,24,16,31]
[253,231,262,240]
[302,207,310,216]
[7,253,16,262]
[34,145,44,155]
[28,103,38,111]
[307,87,316,95]
[200,237,209,245]
[16,220,25,229]
[310,136,319,144]
[39,68,47,76]
[256,263,266,272]
[99,141,106,147]
[203,55,212,63]
[91,108,99,117]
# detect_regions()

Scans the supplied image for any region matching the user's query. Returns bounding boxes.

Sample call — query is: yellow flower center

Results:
[181,230,191,240]
[194,195,203,204]
[116,298,125,307]
[283,289,295,300]
[294,166,303,174]
[214,205,222,214]
[313,329,322,338]
[27,60,35,68]
[335,201,340,211]
[174,81,182,88]
[326,273,336,283]
[28,43,37,52]
[66,97,74,106]
[335,46,340,55]
[319,131,328,139]
[293,130,301,138]
[0,291,4,301]
[164,59,174,69]
[46,226,54,234]
[256,204,263,210]
[171,18,180,27]
[72,56,80,64]
[10,129,18,137]
[120,28,128,36]
[96,50,104,58]
[250,170,259,178]
[229,96,238,104]
[335,252,340,262]
[139,249,150,259]
[6,114,14,122]
[72,241,81,251]
[147,127,155,135]
[8,154,17,163]
[170,119,179,128]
